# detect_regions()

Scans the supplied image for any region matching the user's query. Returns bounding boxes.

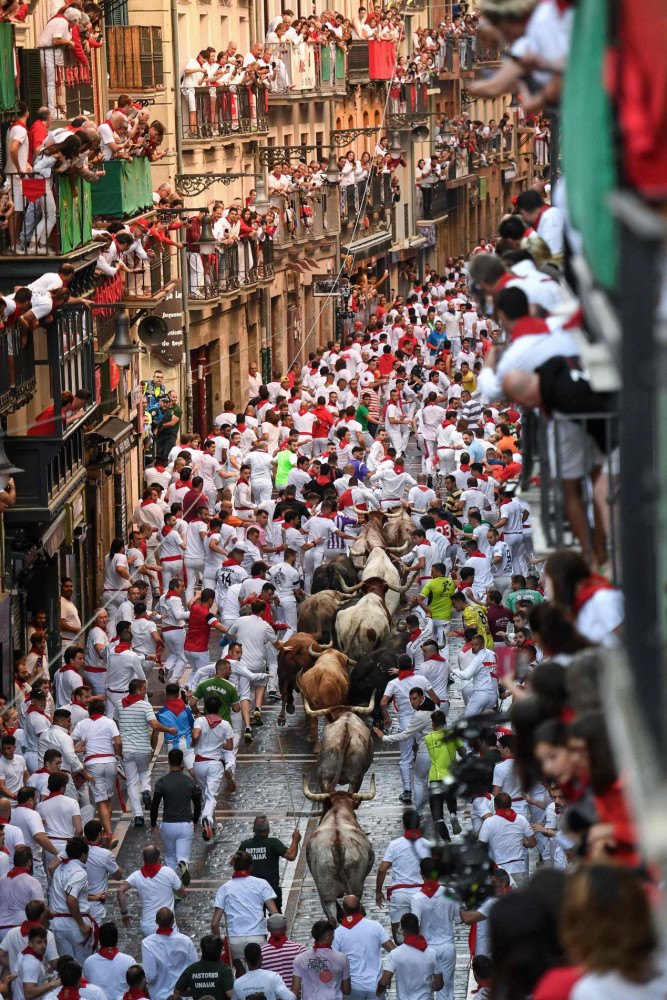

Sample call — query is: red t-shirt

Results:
[184,602,219,652]
[497,461,522,482]
[532,966,582,1000]
[377,353,396,375]
[182,489,208,522]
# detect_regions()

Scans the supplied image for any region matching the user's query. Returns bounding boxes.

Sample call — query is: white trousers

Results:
[160,820,194,869]
[437,449,456,476]
[163,629,188,681]
[161,558,183,594]
[503,532,524,574]
[193,758,223,821]
[434,941,456,1000]
[397,716,415,790]
[184,558,205,603]
[465,689,497,717]
[123,750,152,817]
[185,649,211,673]
[251,478,273,505]
[413,752,431,812]
[304,547,325,593]
[52,918,95,964]
[276,597,297,633]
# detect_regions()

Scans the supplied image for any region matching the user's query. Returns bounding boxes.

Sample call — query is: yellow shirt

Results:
[461,370,477,392]
[462,603,493,649]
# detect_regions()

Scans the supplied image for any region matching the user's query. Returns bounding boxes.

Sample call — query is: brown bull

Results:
[277,633,328,728]
[297,650,352,749]
[304,778,376,923]
[296,590,344,642]
[383,508,417,550]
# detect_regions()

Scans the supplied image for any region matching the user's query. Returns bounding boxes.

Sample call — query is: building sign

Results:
[150,284,184,366]
[502,166,517,183]
[313,277,350,297]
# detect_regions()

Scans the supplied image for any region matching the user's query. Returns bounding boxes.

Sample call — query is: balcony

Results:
[388,80,429,115]
[417,178,450,222]
[0,172,94,258]
[182,84,268,142]
[272,187,336,247]
[186,236,274,307]
[0,24,19,113]
[436,32,501,77]
[4,308,96,523]
[123,239,179,306]
[29,46,100,119]
[473,131,514,164]
[106,25,165,92]
[340,174,393,254]
[347,40,395,84]
[91,157,154,219]
[0,328,37,418]
[265,42,346,98]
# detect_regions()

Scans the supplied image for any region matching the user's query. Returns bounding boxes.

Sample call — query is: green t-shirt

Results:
[174,959,234,1000]
[420,576,456,620]
[505,589,545,612]
[238,833,288,886]
[424,730,463,781]
[355,404,369,431]
[275,449,296,487]
[193,677,240,723]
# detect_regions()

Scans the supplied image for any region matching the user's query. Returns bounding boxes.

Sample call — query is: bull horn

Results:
[302,695,331,718]
[302,776,328,802]
[351,691,375,715]
[383,508,403,518]
[385,541,412,555]
[384,578,416,594]
[355,775,377,801]
[346,656,357,667]
[352,505,369,515]
[338,578,365,593]
[318,640,334,649]
[308,644,321,658]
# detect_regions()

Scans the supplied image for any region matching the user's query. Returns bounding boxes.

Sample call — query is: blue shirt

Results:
[351,459,370,480]
[468,439,486,463]
[157,704,195,748]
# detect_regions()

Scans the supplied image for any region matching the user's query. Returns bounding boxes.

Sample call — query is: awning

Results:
[341,231,393,257]
[42,510,67,558]
[90,416,135,458]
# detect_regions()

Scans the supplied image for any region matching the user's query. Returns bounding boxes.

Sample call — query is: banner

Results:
[57,175,93,254]
[91,158,153,219]
[0,24,16,112]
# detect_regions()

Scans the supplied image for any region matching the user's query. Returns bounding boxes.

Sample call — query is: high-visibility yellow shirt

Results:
[462,603,494,649]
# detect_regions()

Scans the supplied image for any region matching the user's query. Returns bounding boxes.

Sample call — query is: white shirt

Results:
[125,865,182,928]
[142,930,198,1000]
[332,918,389,991]
[226,615,276,672]
[478,812,532,872]
[410,884,461,945]
[575,588,624,647]
[382,834,432,888]
[192,716,233,759]
[492,758,524,806]
[49,857,89,919]
[463,553,493,599]
[459,648,498,695]
[0,754,26,795]
[14,949,50,1000]
[267,562,300,601]
[71,716,119,762]
[103,552,129,592]
[5,123,30,174]
[185,519,207,561]
[0,926,57,974]
[82,950,135,1000]
[384,942,439,1000]
[383,674,431,720]
[214,875,276,936]
[245,451,274,481]
[11,806,47,857]
[571,966,667,1000]
[37,793,80,842]
[232,968,295,1000]
[85,843,119,897]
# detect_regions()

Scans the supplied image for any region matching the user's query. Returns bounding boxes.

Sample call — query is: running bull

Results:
[303,778,376,923]
[303,699,376,793]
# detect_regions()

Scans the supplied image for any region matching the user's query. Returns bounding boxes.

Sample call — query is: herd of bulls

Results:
[276,509,419,922]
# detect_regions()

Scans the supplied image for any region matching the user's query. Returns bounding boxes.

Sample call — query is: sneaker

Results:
[244,727,254,743]
[178,861,191,886]
[398,790,412,803]
[224,768,237,792]
[450,814,462,835]
[253,709,264,726]
[134,816,144,827]
[202,818,212,842]
[267,691,280,702]
[436,819,451,842]
[158,667,166,684]
[142,791,152,810]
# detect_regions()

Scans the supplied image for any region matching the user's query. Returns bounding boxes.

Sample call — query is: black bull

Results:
[311,555,358,594]
[347,633,409,724]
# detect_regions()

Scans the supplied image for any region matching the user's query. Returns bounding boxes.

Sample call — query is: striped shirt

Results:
[116,699,156,754]
[260,939,306,991]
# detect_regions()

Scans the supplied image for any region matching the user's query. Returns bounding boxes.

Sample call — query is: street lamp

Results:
[110,311,142,369]
[389,132,403,159]
[254,172,271,215]
[198,213,217,254]
[326,147,341,185]
[0,431,23,490]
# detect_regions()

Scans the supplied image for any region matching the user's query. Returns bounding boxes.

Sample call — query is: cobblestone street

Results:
[106,442,475,999]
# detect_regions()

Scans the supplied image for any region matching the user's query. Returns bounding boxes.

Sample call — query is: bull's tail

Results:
[330,730,351,790]
[331,840,355,895]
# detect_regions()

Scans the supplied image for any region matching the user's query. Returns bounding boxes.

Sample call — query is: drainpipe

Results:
[170,0,193,431]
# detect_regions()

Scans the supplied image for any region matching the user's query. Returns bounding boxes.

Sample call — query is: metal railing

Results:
[474,131,514,159]
[0,172,92,256]
[0,327,36,415]
[340,173,393,238]
[123,239,176,298]
[186,237,265,299]
[388,80,429,115]
[182,83,268,139]
[417,177,448,220]
[266,41,347,96]
[38,45,96,119]
[272,189,328,245]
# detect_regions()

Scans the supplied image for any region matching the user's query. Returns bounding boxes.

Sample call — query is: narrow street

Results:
[107,441,476,999]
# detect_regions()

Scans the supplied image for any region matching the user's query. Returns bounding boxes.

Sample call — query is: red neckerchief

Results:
[89,712,105,721]
[21,946,43,958]
[441,419,454,428]
[173,481,188,489]
[121,693,144,708]
[98,946,119,959]
[509,316,550,342]
[123,990,149,1000]
[42,790,65,800]
[27,706,51,719]
[205,713,223,730]
[268,931,288,947]
[114,642,132,653]
[475,792,493,801]
[72,698,87,709]
[420,880,441,898]
[232,870,251,878]
[20,920,43,936]
[460,464,470,472]
[469,550,485,559]
[57,989,80,1000]
[408,629,422,642]
[166,590,181,599]
[404,829,423,841]
[313,943,331,950]
[10,120,28,131]
[140,498,155,507]
[398,669,414,680]
[403,934,428,951]
[417,485,430,492]
[572,574,615,615]
[534,204,551,229]
[7,868,30,878]
[221,558,240,567]
[496,808,517,822]
[29,645,44,657]
[4,726,16,736]
[140,863,162,878]
[163,698,185,716]
[155,927,173,935]
[161,526,172,538]
[339,913,364,929]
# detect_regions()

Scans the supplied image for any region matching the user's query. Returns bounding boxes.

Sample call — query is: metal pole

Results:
[170,0,193,432]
